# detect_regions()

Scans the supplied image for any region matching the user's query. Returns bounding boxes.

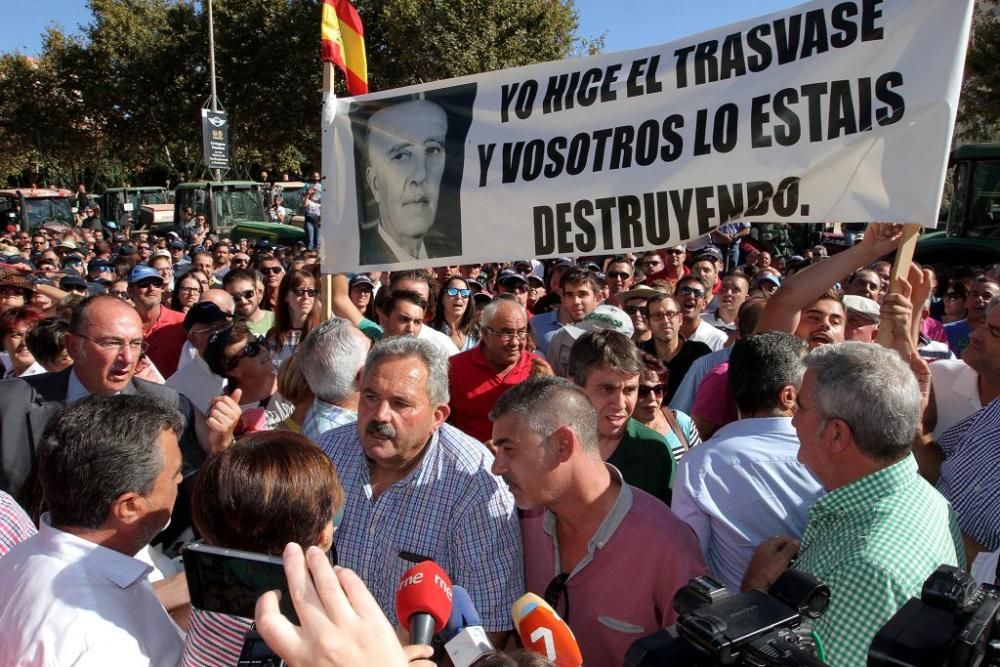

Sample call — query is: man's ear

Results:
[827,418,853,457]
[109,491,146,528]
[777,384,797,413]
[365,165,380,200]
[550,425,576,463]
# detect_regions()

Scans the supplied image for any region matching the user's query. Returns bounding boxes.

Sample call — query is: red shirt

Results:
[447,345,538,442]
[143,306,187,379]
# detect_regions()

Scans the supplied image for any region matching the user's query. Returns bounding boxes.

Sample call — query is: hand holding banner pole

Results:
[876,224,921,347]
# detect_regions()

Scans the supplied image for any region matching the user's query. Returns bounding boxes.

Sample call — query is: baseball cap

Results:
[55,239,78,251]
[498,269,528,288]
[169,239,186,250]
[843,295,880,323]
[183,301,233,332]
[757,274,781,289]
[88,258,115,274]
[546,305,635,376]
[151,249,172,261]
[349,274,375,289]
[617,285,667,302]
[59,275,87,290]
[527,274,545,286]
[693,245,723,263]
[128,265,161,284]
[551,257,574,269]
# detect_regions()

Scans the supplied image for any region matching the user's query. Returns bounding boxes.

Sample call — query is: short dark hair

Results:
[676,274,710,294]
[222,268,258,288]
[192,431,343,555]
[559,267,599,294]
[38,395,182,529]
[568,329,641,386]
[728,332,806,414]
[381,289,428,317]
[25,317,70,366]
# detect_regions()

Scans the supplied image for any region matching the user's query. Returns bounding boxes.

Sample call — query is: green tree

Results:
[958,1,1000,143]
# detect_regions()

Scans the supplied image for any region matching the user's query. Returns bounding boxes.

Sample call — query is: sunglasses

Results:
[261,266,284,275]
[135,278,164,289]
[503,284,528,294]
[109,289,130,300]
[293,288,318,298]
[544,573,570,622]
[637,383,666,398]
[229,289,255,302]
[445,287,471,298]
[677,286,705,299]
[607,271,631,280]
[226,337,264,369]
[624,305,649,317]
[664,249,685,255]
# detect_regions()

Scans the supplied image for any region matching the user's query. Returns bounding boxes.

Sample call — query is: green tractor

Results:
[0,187,75,232]
[168,181,305,245]
[915,144,1000,270]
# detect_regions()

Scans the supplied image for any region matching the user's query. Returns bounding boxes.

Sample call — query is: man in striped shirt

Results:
[744,343,963,667]
[0,490,35,558]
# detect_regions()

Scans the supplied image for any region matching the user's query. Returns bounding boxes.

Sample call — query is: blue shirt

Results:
[317,422,523,631]
[671,417,825,590]
[944,319,973,357]
[302,400,357,442]
[937,396,1000,551]
[529,309,563,357]
[668,347,731,414]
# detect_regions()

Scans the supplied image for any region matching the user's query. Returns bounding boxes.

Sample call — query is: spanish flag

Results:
[321,0,368,96]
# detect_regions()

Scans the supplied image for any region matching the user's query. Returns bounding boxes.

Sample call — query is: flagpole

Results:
[321,60,335,321]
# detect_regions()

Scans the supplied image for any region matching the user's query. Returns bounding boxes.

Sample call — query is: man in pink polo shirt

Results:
[490,376,705,665]
[448,300,540,442]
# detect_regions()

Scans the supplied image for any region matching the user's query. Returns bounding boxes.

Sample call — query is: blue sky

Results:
[4,0,805,57]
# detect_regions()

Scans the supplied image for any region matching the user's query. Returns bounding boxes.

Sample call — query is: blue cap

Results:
[88,259,115,274]
[128,264,161,284]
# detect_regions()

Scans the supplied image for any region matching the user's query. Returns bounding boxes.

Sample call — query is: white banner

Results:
[321,0,973,272]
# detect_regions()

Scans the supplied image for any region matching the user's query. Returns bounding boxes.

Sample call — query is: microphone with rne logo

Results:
[396,561,454,645]
[512,593,583,667]
[441,585,495,667]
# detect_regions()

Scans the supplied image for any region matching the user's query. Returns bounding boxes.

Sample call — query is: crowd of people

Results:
[0,217,997,667]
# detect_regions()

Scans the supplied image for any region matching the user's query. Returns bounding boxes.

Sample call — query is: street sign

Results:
[201,109,230,171]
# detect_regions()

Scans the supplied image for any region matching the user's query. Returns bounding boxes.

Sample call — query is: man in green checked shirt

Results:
[743,342,963,667]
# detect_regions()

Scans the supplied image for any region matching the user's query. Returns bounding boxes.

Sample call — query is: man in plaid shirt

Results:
[743,343,963,666]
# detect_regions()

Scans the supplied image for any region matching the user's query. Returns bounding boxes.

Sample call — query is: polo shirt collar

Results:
[809,454,916,519]
[542,464,633,577]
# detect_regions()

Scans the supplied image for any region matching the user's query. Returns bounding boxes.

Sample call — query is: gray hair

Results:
[364,336,449,405]
[490,376,599,454]
[479,299,525,328]
[37,394,183,529]
[803,342,921,462]
[729,332,806,414]
[298,318,369,403]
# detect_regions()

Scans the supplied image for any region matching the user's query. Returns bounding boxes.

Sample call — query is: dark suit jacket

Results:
[0,369,205,505]
[359,222,462,266]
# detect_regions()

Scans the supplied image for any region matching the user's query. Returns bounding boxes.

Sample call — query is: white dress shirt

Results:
[672,417,825,590]
[165,353,226,414]
[687,318,728,352]
[416,322,460,357]
[930,358,983,439]
[0,515,184,667]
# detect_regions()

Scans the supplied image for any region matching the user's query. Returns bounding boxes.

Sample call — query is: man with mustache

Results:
[359,98,461,265]
[316,337,521,646]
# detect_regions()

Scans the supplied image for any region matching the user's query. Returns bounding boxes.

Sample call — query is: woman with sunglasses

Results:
[265,268,322,368]
[182,432,344,667]
[430,276,479,351]
[205,322,292,429]
[633,352,701,461]
[170,272,204,313]
[942,280,968,324]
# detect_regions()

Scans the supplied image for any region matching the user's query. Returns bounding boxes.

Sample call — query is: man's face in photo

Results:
[365,100,448,247]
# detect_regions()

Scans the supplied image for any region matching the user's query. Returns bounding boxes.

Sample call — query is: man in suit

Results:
[0,295,240,537]
[359,98,461,265]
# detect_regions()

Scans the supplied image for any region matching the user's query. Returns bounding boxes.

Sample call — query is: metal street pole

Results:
[208,0,221,182]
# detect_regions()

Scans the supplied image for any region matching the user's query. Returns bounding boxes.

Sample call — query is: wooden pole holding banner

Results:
[321,60,335,320]
[876,224,921,347]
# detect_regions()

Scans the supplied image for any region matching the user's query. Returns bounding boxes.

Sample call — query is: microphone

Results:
[396,561,453,645]
[512,593,583,667]
[442,585,495,667]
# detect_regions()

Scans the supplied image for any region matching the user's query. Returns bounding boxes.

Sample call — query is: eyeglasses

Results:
[624,305,649,318]
[229,289,255,302]
[178,286,202,295]
[445,287,471,298]
[485,326,529,342]
[607,271,631,280]
[293,288,318,298]
[677,286,705,299]
[63,260,82,267]
[637,383,666,398]
[75,333,148,355]
[261,266,284,275]
[138,245,151,251]
[649,310,680,321]
[109,290,130,300]
[544,573,570,622]
[664,249,686,256]
[639,259,663,269]
[135,278,164,289]
[226,337,264,369]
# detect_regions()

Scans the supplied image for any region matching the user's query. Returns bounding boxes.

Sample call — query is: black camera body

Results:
[868,564,1000,667]
[625,571,831,666]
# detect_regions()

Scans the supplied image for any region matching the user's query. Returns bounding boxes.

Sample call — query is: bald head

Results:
[201,288,235,317]
[67,295,144,395]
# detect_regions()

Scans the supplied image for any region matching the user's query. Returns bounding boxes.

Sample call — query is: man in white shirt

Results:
[165,300,233,413]
[379,288,459,357]
[675,275,728,351]
[0,394,186,666]
[672,332,824,589]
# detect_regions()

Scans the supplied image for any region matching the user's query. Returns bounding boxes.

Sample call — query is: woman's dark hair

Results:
[637,350,668,384]
[25,317,69,366]
[192,431,344,555]
[0,305,44,339]
[269,269,322,347]
[430,276,477,336]
[170,272,204,311]
[203,321,255,384]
